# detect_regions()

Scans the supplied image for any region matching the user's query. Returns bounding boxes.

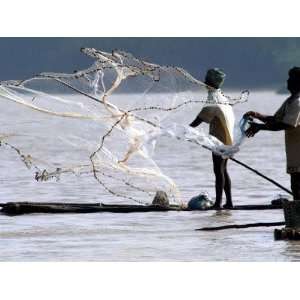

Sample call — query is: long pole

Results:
[229,156,293,195]
[200,145,293,196]
[196,221,285,231]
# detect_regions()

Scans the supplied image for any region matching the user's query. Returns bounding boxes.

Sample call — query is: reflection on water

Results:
[0,90,298,261]
[281,242,300,261]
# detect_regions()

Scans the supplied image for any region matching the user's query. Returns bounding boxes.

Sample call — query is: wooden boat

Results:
[0,201,283,216]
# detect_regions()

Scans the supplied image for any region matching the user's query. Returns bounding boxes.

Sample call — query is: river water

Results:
[1,90,299,261]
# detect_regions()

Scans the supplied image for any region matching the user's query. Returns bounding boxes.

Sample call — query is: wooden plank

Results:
[0,201,283,216]
[0,202,179,215]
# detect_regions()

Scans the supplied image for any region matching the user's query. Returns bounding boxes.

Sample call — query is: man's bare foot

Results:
[212,204,221,210]
[223,203,233,209]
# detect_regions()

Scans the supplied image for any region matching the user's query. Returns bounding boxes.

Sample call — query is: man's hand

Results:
[243,111,258,119]
[245,122,262,137]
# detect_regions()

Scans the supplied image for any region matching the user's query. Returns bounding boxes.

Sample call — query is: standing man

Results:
[190,68,235,209]
[245,67,300,200]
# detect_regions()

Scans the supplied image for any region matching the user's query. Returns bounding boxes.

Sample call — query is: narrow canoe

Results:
[0,201,283,216]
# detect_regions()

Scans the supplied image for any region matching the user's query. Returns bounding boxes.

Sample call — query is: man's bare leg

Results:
[223,159,233,208]
[212,154,225,209]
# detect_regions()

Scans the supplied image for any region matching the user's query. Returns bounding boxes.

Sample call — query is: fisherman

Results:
[190,68,235,209]
[244,67,300,200]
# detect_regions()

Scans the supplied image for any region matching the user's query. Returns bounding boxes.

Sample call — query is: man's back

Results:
[198,103,234,145]
[275,94,300,173]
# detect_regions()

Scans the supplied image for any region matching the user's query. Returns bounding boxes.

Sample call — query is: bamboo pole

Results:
[200,145,293,196]
[197,221,285,231]
[230,156,293,195]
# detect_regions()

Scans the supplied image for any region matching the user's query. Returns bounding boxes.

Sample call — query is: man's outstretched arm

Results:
[189,116,203,127]
[245,120,293,137]
[244,111,274,123]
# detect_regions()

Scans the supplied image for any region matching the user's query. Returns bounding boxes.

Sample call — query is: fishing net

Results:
[0,48,249,204]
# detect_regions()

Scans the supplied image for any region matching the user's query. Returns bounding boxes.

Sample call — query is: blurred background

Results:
[1,37,300,90]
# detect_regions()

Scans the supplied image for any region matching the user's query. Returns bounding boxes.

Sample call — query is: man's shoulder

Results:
[287,94,300,103]
[279,94,300,127]
[286,96,300,110]
[201,104,217,111]
[278,96,300,111]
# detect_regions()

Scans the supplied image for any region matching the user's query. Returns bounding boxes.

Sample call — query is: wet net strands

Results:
[0,48,250,205]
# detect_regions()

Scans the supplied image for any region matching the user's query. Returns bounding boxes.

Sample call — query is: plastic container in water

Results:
[188,193,214,210]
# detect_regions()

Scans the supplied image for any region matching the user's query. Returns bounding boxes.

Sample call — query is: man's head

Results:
[287,67,300,94]
[204,68,226,89]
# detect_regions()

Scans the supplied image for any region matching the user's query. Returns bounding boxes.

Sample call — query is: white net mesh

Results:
[0,48,249,205]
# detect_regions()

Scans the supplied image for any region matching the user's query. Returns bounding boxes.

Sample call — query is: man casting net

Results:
[0,48,249,205]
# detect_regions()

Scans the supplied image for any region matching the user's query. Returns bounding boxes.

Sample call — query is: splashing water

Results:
[0,48,249,204]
